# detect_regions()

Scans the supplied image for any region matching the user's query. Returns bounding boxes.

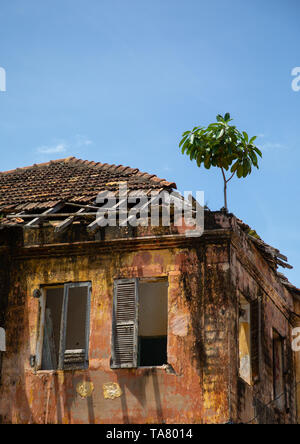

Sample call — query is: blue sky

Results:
[0,0,299,286]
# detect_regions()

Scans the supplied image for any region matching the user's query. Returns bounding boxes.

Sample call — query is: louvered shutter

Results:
[111,279,139,368]
[250,297,261,382]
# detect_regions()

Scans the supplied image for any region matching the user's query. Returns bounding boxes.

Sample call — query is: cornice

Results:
[11,229,232,260]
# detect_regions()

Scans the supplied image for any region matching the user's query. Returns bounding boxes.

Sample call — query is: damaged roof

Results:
[237,218,300,295]
[277,273,300,297]
[0,157,298,296]
[0,157,176,214]
[237,218,293,271]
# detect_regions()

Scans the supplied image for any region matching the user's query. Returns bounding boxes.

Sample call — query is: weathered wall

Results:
[292,297,300,423]
[230,229,296,424]
[0,228,11,387]
[0,254,8,330]
[0,227,13,330]
[0,214,297,424]
[0,254,8,386]
[0,235,233,424]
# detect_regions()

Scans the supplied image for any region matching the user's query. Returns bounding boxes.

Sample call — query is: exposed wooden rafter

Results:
[7,212,97,219]
[54,208,87,233]
[23,202,65,229]
[87,198,128,233]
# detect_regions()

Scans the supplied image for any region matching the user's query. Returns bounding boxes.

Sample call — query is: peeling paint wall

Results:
[293,298,300,421]
[0,245,211,424]
[0,213,297,424]
[230,228,296,424]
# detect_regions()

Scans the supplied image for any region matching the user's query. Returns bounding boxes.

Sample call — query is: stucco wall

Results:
[0,216,297,424]
[230,230,296,424]
[0,240,233,424]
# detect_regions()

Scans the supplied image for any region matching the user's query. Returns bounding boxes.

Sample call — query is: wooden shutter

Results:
[58,282,91,370]
[41,308,57,370]
[111,279,139,368]
[36,289,46,370]
[250,297,261,382]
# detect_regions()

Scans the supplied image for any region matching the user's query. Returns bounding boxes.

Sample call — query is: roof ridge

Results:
[0,156,176,188]
[0,157,76,175]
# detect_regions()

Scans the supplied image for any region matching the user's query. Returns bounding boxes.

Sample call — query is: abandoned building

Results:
[0,156,300,424]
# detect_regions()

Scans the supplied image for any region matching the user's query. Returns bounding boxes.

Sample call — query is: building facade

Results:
[0,157,299,424]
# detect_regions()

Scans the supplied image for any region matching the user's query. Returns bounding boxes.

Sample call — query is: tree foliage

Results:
[179,113,262,209]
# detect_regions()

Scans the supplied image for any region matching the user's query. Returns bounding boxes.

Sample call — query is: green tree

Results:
[179,113,262,211]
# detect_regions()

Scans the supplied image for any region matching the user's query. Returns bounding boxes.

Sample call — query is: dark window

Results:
[273,330,285,411]
[138,280,168,367]
[138,336,167,366]
[250,298,261,382]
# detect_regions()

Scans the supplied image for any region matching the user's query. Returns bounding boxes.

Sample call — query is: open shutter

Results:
[41,308,57,370]
[36,289,46,370]
[111,278,139,368]
[60,282,91,370]
[250,297,261,382]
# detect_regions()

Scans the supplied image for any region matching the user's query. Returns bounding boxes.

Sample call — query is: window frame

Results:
[36,282,92,371]
[238,294,261,385]
[111,277,168,369]
[272,329,286,410]
[238,297,252,384]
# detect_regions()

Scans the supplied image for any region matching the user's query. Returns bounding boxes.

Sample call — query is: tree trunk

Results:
[221,168,228,211]
[224,180,228,211]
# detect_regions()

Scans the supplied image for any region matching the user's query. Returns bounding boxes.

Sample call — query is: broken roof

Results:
[237,218,293,271]
[0,157,299,296]
[0,157,177,213]
[237,218,300,295]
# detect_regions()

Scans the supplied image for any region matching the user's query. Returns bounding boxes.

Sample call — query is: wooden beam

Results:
[8,212,97,219]
[276,259,293,270]
[87,198,128,233]
[65,202,100,210]
[86,193,189,233]
[54,208,86,233]
[121,193,183,225]
[123,195,158,226]
[23,202,65,228]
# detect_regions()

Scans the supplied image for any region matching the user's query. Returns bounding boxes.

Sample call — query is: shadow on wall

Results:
[0,280,96,424]
[66,372,96,424]
[35,370,96,424]
[117,369,164,424]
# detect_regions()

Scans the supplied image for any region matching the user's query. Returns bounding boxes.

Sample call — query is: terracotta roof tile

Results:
[0,157,176,213]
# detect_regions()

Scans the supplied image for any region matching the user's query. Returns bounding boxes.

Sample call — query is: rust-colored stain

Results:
[103,382,122,400]
[0,208,298,424]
